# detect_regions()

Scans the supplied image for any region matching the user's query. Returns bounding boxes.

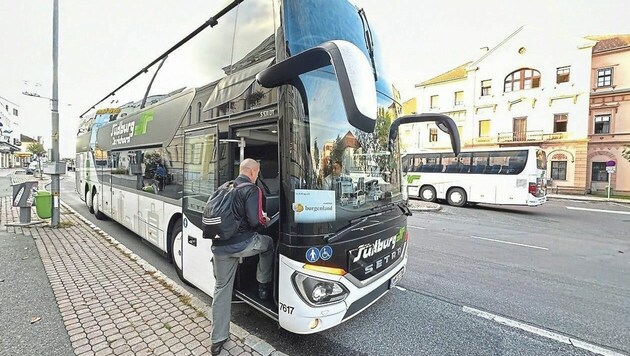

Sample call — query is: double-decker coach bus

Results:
[76,0,460,333]
[402,146,547,207]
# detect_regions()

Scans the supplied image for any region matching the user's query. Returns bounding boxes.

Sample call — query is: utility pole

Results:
[50,0,61,227]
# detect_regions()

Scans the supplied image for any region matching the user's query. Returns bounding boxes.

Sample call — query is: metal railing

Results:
[470,131,569,144]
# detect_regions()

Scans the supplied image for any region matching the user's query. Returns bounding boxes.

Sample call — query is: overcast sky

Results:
[0,0,628,158]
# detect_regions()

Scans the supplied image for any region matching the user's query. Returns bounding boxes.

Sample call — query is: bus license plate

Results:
[389,268,405,289]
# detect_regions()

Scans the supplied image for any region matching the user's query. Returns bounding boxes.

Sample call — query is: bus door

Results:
[230,122,280,316]
[181,125,220,297]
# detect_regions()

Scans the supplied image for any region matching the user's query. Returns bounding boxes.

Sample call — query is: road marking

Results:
[395,286,407,291]
[469,236,548,250]
[408,225,426,230]
[567,206,630,215]
[462,306,626,356]
[611,202,630,210]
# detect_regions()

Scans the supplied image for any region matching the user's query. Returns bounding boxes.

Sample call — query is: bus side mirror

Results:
[389,113,461,156]
[256,40,377,132]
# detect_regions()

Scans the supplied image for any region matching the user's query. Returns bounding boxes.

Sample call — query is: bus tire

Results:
[86,189,95,214]
[447,188,467,207]
[419,186,437,202]
[92,190,106,220]
[169,219,189,285]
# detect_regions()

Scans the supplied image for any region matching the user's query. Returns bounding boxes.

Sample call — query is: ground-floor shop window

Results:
[591,162,608,182]
[551,161,567,180]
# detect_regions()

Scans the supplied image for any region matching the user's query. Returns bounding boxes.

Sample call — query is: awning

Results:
[0,141,20,153]
[203,58,274,112]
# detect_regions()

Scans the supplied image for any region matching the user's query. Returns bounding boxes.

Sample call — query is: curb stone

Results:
[60,201,288,356]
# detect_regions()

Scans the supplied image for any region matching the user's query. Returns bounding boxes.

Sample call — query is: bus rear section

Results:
[403,147,547,207]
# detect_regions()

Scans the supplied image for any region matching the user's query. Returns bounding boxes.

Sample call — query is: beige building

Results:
[586,35,630,195]
[411,26,630,195]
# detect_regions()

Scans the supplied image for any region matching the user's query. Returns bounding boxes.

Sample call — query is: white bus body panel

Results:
[182,214,216,297]
[277,254,407,334]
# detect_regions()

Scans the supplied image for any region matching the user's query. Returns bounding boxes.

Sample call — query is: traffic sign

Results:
[606,160,616,167]
[606,166,616,174]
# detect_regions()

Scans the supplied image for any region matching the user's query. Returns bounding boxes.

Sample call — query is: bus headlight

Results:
[292,272,349,306]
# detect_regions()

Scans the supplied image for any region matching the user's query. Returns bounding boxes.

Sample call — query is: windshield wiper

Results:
[358,8,377,81]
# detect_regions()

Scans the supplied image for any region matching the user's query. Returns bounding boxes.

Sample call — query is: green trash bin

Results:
[34,190,52,219]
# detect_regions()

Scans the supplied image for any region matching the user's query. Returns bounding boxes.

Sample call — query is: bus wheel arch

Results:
[419,185,437,202]
[92,188,105,220]
[447,187,467,207]
[85,184,94,214]
[167,215,187,284]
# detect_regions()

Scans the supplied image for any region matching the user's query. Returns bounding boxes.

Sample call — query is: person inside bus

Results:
[154,161,167,191]
[323,160,344,190]
[210,158,273,355]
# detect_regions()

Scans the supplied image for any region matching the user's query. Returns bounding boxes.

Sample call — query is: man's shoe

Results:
[211,339,227,355]
[258,282,272,300]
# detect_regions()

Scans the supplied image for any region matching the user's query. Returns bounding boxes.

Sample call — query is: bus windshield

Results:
[284,0,402,234]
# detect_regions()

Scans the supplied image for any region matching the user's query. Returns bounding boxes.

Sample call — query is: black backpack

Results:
[202,181,253,240]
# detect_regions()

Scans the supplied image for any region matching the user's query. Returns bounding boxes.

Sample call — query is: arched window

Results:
[504,68,541,92]
[197,102,202,123]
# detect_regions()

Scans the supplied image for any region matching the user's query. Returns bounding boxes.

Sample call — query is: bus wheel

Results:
[92,191,105,220]
[170,219,187,284]
[419,186,437,202]
[86,190,94,214]
[447,188,467,207]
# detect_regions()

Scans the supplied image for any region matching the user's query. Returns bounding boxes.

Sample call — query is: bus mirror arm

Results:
[388,113,461,156]
[257,40,377,132]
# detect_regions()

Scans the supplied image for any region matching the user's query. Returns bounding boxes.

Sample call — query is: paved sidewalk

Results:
[0,196,284,356]
[547,193,630,204]
[407,199,441,211]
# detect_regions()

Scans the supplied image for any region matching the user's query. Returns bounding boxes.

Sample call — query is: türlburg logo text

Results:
[111,121,135,146]
[352,235,397,263]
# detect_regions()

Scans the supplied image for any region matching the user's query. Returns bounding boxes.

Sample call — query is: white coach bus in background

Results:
[402,147,547,207]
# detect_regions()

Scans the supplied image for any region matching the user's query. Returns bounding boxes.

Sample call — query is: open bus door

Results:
[181,125,220,296]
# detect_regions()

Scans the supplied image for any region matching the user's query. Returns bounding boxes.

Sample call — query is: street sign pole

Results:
[605,160,616,201]
[51,0,60,227]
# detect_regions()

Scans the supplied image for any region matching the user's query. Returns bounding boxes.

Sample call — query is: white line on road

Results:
[469,236,549,250]
[462,306,626,356]
[408,225,426,230]
[611,202,630,210]
[566,206,630,215]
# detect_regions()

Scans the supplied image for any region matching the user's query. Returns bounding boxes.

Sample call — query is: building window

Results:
[556,66,570,83]
[430,95,439,109]
[481,80,492,96]
[513,117,527,141]
[187,106,192,126]
[553,114,568,133]
[197,102,202,123]
[478,120,491,137]
[12,108,18,116]
[429,128,438,142]
[551,161,567,180]
[454,91,464,106]
[504,68,541,92]
[597,67,613,87]
[594,114,610,134]
[591,162,607,182]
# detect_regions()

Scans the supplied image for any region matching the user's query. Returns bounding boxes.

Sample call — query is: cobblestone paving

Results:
[0,197,269,356]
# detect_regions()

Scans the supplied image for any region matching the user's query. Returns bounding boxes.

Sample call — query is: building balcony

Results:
[469,131,570,145]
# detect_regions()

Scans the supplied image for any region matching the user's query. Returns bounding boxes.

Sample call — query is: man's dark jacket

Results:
[212,174,265,247]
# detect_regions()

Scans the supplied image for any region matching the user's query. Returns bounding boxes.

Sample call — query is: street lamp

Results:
[21,0,63,227]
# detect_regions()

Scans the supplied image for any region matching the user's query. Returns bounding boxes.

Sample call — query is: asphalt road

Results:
[57,172,629,355]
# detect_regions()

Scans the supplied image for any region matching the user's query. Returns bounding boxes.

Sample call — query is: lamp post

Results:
[22,1,62,227]
[50,0,61,227]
